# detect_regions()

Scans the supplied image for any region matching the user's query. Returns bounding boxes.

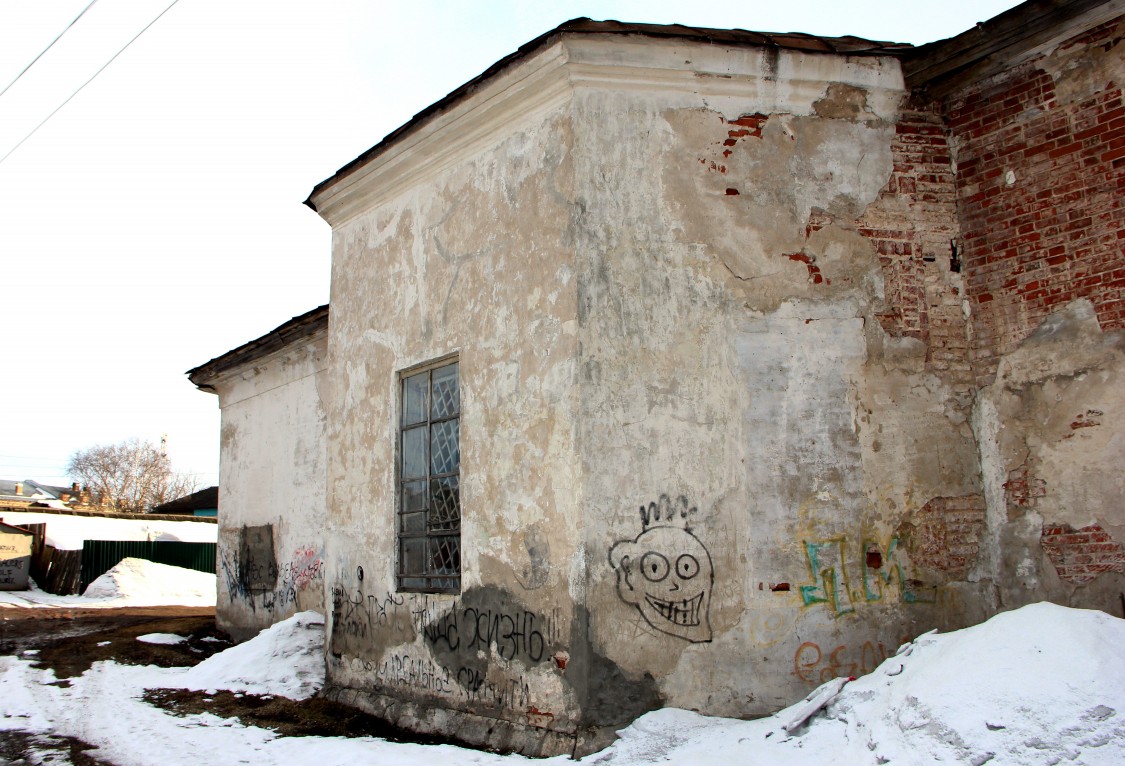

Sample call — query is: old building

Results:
[194,0,1124,756]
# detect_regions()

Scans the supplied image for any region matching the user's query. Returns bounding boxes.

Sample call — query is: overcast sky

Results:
[0,0,1022,489]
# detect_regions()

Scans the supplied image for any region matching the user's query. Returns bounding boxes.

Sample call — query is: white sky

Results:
[0,0,1022,488]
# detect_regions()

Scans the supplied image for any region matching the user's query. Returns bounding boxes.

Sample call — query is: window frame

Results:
[396,355,461,594]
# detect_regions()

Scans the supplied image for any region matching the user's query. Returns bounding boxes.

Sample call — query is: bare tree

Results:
[66,438,199,513]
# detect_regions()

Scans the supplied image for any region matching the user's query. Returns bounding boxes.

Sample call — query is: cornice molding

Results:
[309,42,574,227]
[308,35,905,228]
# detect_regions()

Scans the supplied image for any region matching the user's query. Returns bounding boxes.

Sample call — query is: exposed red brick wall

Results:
[1041,523,1125,583]
[945,18,1125,383]
[901,494,987,578]
[849,102,973,384]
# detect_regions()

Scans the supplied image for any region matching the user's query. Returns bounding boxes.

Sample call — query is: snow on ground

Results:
[0,510,216,550]
[1,602,1123,765]
[0,557,216,608]
[137,634,189,645]
[172,611,325,700]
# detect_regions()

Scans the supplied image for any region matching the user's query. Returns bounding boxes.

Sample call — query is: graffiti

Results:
[329,584,557,664]
[799,536,935,617]
[374,653,456,697]
[281,547,324,591]
[348,652,533,711]
[0,555,27,586]
[331,586,413,641]
[609,495,713,643]
[793,639,905,684]
[460,606,548,662]
[799,539,852,615]
[221,537,323,614]
[327,582,558,717]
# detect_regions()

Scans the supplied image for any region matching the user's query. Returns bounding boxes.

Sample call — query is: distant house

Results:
[152,486,219,517]
[0,479,81,510]
[194,0,1125,756]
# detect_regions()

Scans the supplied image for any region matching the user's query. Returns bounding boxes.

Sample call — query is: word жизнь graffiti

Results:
[609,494,713,643]
[330,584,558,665]
[798,536,935,617]
[423,605,549,663]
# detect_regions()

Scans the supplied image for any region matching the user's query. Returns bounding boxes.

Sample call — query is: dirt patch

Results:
[0,730,112,766]
[2,608,229,679]
[142,688,457,744]
[2,606,461,763]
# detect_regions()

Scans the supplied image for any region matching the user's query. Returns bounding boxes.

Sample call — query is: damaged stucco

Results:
[281,10,1125,760]
[974,300,1125,606]
[304,32,1006,755]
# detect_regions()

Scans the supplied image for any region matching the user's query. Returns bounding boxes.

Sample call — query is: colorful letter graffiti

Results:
[609,495,713,642]
[799,535,935,617]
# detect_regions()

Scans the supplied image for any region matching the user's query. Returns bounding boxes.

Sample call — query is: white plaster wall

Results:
[213,333,327,641]
[321,95,589,749]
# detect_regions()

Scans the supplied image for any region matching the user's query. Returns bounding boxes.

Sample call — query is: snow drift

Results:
[82,557,216,607]
[171,610,325,700]
[604,602,1125,765]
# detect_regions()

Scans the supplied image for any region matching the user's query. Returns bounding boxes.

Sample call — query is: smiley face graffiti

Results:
[609,504,713,643]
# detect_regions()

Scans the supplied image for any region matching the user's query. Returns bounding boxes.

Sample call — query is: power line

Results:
[0,0,100,100]
[0,0,182,167]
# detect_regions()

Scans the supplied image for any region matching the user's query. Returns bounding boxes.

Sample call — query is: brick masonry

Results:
[900,495,987,578]
[1041,523,1125,583]
[944,17,1125,384]
[807,100,974,385]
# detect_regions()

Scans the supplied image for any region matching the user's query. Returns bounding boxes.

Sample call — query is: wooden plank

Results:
[904,0,1124,97]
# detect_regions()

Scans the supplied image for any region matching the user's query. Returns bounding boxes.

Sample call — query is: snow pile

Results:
[172,611,325,700]
[137,633,188,645]
[0,603,1121,765]
[602,602,1125,765]
[813,602,1125,765]
[82,557,216,607]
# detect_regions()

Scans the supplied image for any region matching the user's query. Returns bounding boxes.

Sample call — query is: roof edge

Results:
[904,0,1125,96]
[304,18,910,213]
[186,304,329,388]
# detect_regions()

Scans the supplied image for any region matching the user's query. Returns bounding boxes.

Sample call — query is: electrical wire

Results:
[0,0,100,100]
[0,0,182,167]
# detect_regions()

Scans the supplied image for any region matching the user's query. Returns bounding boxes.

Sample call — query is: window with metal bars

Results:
[398,359,460,593]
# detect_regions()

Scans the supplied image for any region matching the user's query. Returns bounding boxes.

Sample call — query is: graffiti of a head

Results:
[609,525,713,643]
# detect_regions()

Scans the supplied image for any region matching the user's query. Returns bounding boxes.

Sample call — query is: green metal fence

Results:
[79,540,217,593]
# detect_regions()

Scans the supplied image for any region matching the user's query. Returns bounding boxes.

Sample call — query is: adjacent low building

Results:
[194,0,1125,756]
[188,306,328,641]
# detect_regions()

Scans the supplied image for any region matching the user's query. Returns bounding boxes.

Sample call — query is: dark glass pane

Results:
[430,419,460,475]
[402,372,427,426]
[401,538,426,577]
[401,512,426,533]
[400,576,426,590]
[429,476,460,531]
[431,363,459,419]
[402,480,427,512]
[431,535,460,576]
[402,427,427,479]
